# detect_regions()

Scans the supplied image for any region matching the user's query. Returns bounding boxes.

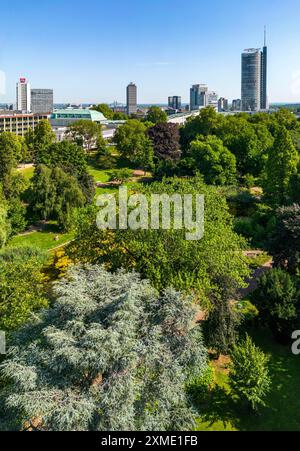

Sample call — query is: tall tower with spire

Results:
[260,27,268,110]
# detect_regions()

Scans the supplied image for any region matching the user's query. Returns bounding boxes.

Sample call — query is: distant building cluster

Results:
[0,30,270,139]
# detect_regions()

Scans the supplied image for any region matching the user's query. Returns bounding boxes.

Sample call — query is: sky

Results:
[0,0,300,104]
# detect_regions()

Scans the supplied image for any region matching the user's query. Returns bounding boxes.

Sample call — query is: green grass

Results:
[195,328,300,431]
[10,224,74,251]
[17,167,34,181]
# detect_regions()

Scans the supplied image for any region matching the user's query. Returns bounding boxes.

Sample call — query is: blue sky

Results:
[0,0,300,104]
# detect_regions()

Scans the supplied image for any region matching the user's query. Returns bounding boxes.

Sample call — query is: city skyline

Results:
[0,0,300,104]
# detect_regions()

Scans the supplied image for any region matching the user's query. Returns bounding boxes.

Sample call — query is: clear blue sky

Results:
[1,0,300,104]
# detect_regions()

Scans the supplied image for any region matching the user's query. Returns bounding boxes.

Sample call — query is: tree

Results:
[0,132,23,185]
[146,106,167,124]
[180,107,223,149]
[267,204,300,274]
[229,335,271,411]
[93,104,114,120]
[263,127,299,206]
[24,120,55,163]
[67,177,250,303]
[0,246,48,332]
[31,165,85,230]
[203,292,240,358]
[114,120,154,171]
[148,123,181,162]
[66,120,105,153]
[0,266,208,431]
[188,135,236,185]
[252,269,299,342]
[0,191,10,248]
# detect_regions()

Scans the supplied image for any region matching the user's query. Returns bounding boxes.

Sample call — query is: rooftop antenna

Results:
[264,25,267,47]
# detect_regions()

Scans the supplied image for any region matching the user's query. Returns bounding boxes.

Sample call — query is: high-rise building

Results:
[218,97,229,112]
[127,83,137,115]
[241,31,268,112]
[260,28,268,110]
[16,78,31,112]
[190,84,208,111]
[31,89,54,113]
[168,96,182,110]
[190,84,218,111]
[241,49,261,112]
[231,99,241,111]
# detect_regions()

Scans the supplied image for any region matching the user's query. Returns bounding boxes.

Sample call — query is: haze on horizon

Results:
[0,0,300,105]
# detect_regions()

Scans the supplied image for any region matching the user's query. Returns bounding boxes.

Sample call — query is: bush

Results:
[230,335,271,411]
[186,363,215,404]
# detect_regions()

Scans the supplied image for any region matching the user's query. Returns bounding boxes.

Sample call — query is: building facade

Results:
[126,83,137,115]
[241,35,268,112]
[0,112,48,136]
[168,96,182,110]
[218,97,229,112]
[231,99,241,111]
[190,84,208,111]
[31,89,54,113]
[16,78,31,112]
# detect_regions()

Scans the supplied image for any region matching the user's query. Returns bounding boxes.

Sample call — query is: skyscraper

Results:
[168,96,182,110]
[190,84,208,111]
[241,49,261,112]
[16,78,31,112]
[31,89,54,113]
[241,31,268,112]
[260,28,268,110]
[127,83,137,115]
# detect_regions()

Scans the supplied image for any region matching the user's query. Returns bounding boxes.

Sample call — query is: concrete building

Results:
[16,78,31,112]
[168,96,182,110]
[31,89,54,113]
[231,99,241,111]
[126,83,137,115]
[0,112,48,137]
[190,84,208,111]
[190,84,218,111]
[241,33,268,112]
[218,97,229,112]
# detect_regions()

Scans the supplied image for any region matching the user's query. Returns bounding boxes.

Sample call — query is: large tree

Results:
[267,204,300,274]
[0,266,208,431]
[252,269,299,342]
[114,120,154,171]
[66,120,105,153]
[31,165,85,230]
[146,106,168,124]
[148,123,181,162]
[262,127,299,206]
[0,132,23,185]
[0,246,48,332]
[180,107,223,149]
[25,120,55,163]
[188,135,236,185]
[67,177,250,304]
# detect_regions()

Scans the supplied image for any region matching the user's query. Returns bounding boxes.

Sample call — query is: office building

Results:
[16,78,31,112]
[168,96,182,110]
[190,84,218,111]
[231,99,241,111]
[127,83,137,115]
[218,97,229,112]
[31,89,54,113]
[190,84,208,111]
[241,32,268,112]
[0,112,48,137]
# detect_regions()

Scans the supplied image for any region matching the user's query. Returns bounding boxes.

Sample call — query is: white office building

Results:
[16,78,31,112]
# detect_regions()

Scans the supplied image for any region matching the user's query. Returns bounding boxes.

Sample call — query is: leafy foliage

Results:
[229,335,271,411]
[148,123,181,162]
[0,266,208,431]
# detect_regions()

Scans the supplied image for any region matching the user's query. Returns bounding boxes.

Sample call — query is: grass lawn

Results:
[10,224,74,252]
[195,328,300,431]
[17,166,34,181]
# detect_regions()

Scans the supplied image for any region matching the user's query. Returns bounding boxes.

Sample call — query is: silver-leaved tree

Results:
[0,265,207,432]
